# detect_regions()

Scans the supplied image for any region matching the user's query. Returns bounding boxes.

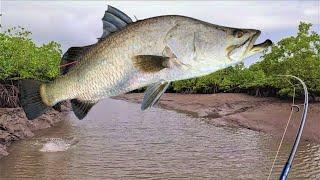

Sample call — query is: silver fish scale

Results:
[42,16,199,105]
[42,15,262,106]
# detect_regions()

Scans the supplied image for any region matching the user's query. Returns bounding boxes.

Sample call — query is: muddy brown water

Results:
[0,99,319,179]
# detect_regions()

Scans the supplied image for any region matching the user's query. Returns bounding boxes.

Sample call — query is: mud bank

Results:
[114,93,320,143]
[0,105,70,159]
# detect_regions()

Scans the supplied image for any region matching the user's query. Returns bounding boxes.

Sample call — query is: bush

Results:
[0,26,62,81]
[0,27,62,107]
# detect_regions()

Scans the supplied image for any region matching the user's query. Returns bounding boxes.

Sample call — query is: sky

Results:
[0,1,319,65]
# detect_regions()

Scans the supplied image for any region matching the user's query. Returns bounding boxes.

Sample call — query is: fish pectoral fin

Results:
[132,55,170,73]
[71,99,98,120]
[141,81,170,110]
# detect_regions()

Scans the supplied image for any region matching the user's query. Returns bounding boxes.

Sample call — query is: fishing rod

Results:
[278,75,309,180]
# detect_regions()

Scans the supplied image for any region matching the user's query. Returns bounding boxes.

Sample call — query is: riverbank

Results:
[0,105,70,159]
[114,93,320,143]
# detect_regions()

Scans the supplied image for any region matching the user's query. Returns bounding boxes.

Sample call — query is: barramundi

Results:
[19,6,272,120]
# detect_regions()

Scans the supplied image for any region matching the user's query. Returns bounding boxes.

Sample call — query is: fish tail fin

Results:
[71,99,96,120]
[19,79,50,120]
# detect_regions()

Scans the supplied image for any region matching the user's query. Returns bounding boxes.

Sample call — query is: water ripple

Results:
[0,99,319,179]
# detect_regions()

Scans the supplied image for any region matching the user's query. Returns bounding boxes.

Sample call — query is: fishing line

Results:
[60,61,78,67]
[267,80,298,180]
[267,75,309,180]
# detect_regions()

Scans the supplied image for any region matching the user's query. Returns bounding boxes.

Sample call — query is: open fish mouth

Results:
[226,30,272,61]
[247,31,273,54]
[250,39,273,52]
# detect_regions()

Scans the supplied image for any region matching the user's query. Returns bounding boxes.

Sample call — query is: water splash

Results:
[39,138,78,152]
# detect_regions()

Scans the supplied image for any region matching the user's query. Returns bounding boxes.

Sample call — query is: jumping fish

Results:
[19,6,272,120]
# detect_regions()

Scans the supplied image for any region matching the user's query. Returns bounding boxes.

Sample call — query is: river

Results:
[0,99,319,179]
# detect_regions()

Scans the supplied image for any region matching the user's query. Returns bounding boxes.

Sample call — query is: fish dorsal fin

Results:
[61,6,132,75]
[141,81,170,110]
[100,5,133,40]
[60,45,94,75]
[106,5,133,24]
[71,99,97,120]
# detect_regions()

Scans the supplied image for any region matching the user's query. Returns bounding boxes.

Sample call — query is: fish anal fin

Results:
[71,99,97,120]
[132,55,170,73]
[141,81,170,110]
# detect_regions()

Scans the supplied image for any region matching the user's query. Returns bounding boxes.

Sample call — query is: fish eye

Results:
[233,30,244,38]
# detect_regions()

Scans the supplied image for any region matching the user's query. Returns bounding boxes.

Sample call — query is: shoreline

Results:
[0,104,70,159]
[1,93,318,158]
[114,93,320,143]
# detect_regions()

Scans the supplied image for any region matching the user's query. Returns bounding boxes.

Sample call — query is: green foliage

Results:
[172,22,320,99]
[0,26,62,81]
[256,22,320,97]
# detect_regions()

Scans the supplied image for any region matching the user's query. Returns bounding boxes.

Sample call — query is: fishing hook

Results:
[291,105,300,112]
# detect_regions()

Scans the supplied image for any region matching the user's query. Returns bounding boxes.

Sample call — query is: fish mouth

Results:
[250,39,273,52]
[247,31,273,54]
[226,30,272,61]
